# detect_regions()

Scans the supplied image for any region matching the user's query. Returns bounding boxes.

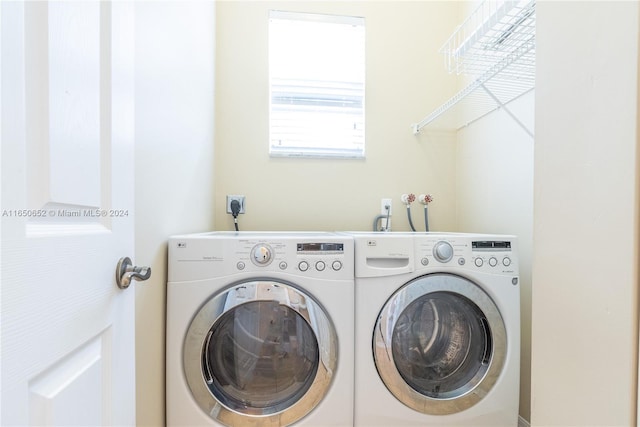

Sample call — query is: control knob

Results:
[433,241,454,263]
[251,244,273,266]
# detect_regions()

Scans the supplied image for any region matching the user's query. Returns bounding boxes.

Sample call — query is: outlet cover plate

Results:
[381,198,392,216]
[226,195,246,214]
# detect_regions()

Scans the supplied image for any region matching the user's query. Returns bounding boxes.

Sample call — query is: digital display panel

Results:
[297,243,344,252]
[472,241,511,251]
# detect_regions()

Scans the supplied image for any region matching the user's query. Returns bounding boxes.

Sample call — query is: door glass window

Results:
[392,291,491,399]
[202,300,319,411]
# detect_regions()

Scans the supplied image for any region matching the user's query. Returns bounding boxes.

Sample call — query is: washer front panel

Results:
[373,273,507,415]
[184,280,338,426]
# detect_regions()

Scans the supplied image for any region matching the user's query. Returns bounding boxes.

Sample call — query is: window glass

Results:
[203,301,319,410]
[269,10,365,158]
[392,292,491,398]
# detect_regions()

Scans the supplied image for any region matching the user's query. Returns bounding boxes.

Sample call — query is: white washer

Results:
[167,232,354,427]
[350,232,520,426]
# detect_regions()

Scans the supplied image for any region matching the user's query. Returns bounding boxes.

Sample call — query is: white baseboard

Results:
[518,415,531,427]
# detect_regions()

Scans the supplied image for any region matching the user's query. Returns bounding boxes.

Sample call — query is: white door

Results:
[1,1,137,425]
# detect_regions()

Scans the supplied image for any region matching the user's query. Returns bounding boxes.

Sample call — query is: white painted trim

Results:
[518,415,531,427]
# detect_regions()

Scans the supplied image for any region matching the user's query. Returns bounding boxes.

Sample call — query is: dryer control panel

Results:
[168,232,354,282]
[295,242,346,274]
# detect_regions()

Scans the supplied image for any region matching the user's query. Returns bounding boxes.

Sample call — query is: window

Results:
[269,11,365,158]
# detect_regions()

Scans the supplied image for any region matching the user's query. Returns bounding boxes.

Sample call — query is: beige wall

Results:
[532,2,639,426]
[214,1,459,233]
[134,2,216,426]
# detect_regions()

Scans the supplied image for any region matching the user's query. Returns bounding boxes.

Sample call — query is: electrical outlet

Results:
[226,195,246,214]
[381,198,392,216]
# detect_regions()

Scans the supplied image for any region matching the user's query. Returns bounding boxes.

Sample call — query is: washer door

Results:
[184,280,338,426]
[373,273,506,415]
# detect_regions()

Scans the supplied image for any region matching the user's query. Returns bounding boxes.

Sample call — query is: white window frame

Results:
[269,10,365,159]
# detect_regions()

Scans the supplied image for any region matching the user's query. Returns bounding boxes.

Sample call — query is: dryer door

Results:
[183,280,337,426]
[373,273,506,415]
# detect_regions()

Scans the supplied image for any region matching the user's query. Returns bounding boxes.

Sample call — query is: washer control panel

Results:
[415,235,517,275]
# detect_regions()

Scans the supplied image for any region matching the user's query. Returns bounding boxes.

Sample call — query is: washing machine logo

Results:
[177,242,187,248]
[367,240,377,246]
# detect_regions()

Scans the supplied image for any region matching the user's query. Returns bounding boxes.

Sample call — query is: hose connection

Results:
[401,193,416,205]
[418,194,434,205]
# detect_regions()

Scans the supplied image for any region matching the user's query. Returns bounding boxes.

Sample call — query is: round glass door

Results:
[184,280,338,426]
[373,273,506,415]
[203,300,319,411]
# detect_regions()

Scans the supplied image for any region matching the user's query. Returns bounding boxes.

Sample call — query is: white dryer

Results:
[350,232,520,426]
[166,232,354,427]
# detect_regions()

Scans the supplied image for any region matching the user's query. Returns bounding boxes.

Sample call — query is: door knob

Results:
[116,257,151,289]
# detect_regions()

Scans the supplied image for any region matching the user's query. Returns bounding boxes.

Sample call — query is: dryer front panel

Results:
[373,273,506,415]
[183,279,338,426]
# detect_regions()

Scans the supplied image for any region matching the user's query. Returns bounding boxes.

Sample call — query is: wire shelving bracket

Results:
[413,0,536,136]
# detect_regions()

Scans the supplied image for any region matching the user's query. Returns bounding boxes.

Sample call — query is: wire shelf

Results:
[413,0,535,135]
